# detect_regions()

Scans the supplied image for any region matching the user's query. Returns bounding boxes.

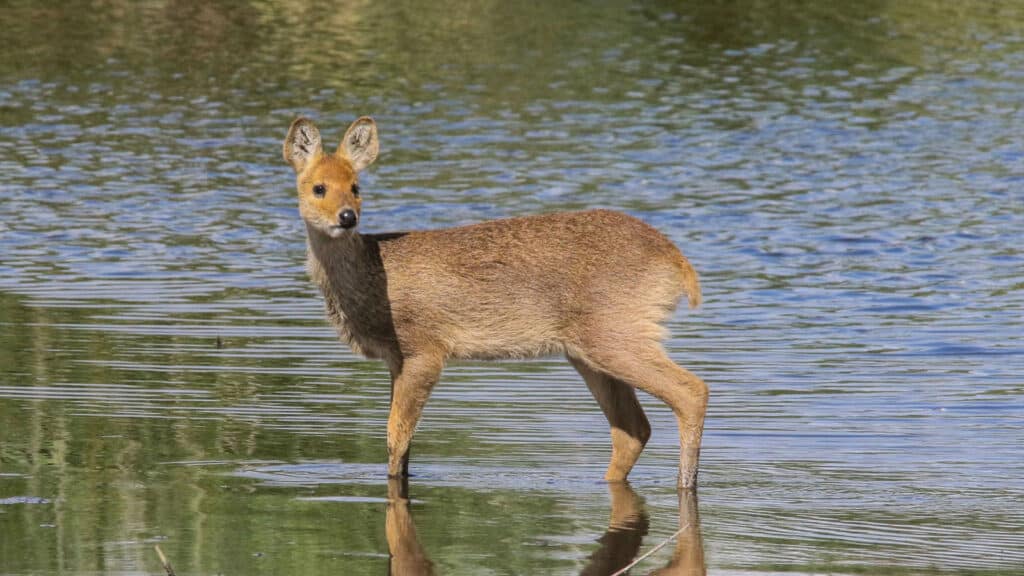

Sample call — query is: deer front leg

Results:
[387,353,443,477]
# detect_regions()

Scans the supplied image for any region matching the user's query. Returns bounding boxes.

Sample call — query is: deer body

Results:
[285,117,708,489]
[307,209,697,362]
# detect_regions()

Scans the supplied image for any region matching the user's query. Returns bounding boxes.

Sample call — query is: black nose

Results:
[338,209,358,229]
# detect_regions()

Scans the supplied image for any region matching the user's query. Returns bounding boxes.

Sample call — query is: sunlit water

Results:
[1,1,1022,574]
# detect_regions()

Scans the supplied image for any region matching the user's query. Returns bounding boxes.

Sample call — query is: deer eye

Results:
[312,184,326,198]
[351,183,360,197]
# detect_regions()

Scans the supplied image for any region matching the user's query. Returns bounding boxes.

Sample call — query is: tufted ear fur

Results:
[283,118,323,173]
[338,116,379,172]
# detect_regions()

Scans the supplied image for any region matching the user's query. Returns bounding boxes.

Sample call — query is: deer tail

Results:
[677,255,702,309]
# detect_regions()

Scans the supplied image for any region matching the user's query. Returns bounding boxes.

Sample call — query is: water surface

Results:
[1,1,1023,574]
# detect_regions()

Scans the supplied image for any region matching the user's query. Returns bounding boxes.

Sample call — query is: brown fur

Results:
[284,117,708,489]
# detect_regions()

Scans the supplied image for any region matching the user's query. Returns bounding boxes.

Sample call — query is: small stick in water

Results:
[609,522,690,576]
[154,545,176,576]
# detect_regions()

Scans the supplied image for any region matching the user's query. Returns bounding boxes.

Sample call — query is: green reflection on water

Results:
[1,288,688,575]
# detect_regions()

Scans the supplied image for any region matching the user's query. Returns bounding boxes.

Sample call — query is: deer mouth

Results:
[327,225,354,239]
[327,226,345,238]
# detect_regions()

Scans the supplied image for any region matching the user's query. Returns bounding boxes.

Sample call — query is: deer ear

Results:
[283,118,322,173]
[338,116,379,172]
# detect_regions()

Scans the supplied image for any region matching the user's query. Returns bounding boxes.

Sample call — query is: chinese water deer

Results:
[283,116,708,489]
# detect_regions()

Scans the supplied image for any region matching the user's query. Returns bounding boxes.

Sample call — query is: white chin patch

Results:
[327,226,349,238]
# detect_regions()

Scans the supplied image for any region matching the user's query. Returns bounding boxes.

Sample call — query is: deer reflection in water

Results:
[385,479,705,575]
[386,478,435,576]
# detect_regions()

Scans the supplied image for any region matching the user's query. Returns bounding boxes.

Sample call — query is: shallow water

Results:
[1,1,1023,574]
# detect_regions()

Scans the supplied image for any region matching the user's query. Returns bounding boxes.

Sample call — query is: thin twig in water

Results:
[154,545,176,576]
[608,522,690,576]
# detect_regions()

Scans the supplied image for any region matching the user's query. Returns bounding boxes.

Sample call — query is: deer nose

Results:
[338,209,358,229]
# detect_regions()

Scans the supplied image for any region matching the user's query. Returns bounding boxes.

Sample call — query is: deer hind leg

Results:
[386,353,443,478]
[574,335,708,490]
[569,356,651,482]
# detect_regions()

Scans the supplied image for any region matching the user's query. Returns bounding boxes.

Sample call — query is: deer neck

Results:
[307,221,359,265]
[305,224,375,297]
[304,224,396,359]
